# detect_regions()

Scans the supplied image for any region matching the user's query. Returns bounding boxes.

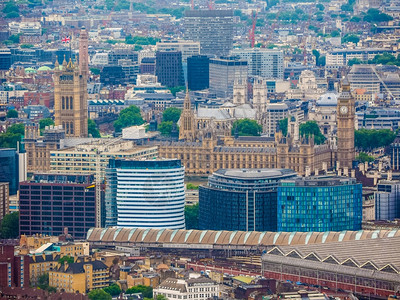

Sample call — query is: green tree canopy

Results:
[158,121,174,136]
[58,256,74,265]
[186,183,199,190]
[356,152,375,163]
[88,119,101,138]
[299,121,326,145]
[126,285,153,298]
[6,109,18,118]
[279,118,288,136]
[156,295,169,300]
[90,68,101,75]
[37,273,49,290]
[232,119,262,136]
[363,8,393,23]
[348,58,363,66]
[355,129,395,151]
[2,1,19,13]
[168,86,185,96]
[0,123,25,148]
[5,11,19,18]
[185,203,199,229]
[88,289,112,300]
[342,34,360,44]
[113,105,144,133]
[163,107,181,123]
[103,284,121,297]
[0,212,19,238]
[39,118,54,134]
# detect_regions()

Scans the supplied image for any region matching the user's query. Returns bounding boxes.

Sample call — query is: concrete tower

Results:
[337,78,355,169]
[54,57,88,137]
[79,27,89,79]
[179,90,195,141]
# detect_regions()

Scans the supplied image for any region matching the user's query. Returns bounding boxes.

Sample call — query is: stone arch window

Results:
[62,97,65,109]
[65,96,69,109]
[70,122,74,134]
[70,97,73,110]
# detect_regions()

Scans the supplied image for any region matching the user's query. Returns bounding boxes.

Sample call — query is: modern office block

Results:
[19,173,97,239]
[155,51,185,87]
[187,55,209,91]
[0,148,19,195]
[209,56,248,98]
[375,180,400,220]
[156,40,200,63]
[199,168,297,231]
[106,159,185,229]
[184,10,233,57]
[0,48,12,70]
[231,48,284,79]
[278,176,363,232]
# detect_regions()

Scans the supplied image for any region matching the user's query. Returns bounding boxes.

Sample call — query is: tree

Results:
[158,121,174,136]
[6,109,18,118]
[39,118,55,134]
[2,1,19,14]
[232,119,262,136]
[299,121,326,145]
[342,34,360,44]
[185,203,199,230]
[312,50,320,66]
[90,68,101,75]
[157,295,169,300]
[0,123,24,149]
[88,289,112,300]
[58,256,74,265]
[355,129,395,151]
[318,56,326,66]
[37,273,49,290]
[126,285,153,298]
[187,183,199,190]
[5,11,19,18]
[356,152,374,163]
[168,86,185,96]
[113,105,144,132]
[348,58,363,66]
[0,212,19,238]
[163,107,181,123]
[88,119,101,138]
[279,118,288,136]
[103,284,121,297]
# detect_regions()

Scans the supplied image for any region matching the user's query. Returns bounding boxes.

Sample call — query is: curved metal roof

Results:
[86,228,400,248]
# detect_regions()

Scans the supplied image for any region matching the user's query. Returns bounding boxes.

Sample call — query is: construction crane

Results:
[208,0,214,10]
[249,11,257,48]
[191,0,194,10]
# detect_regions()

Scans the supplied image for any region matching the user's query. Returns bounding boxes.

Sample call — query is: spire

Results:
[179,88,195,141]
[67,58,73,69]
[54,56,59,69]
[341,77,350,92]
[62,55,67,67]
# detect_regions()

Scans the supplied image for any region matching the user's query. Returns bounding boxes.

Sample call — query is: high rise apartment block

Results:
[0,245,29,289]
[19,173,97,239]
[184,10,234,57]
[187,55,209,91]
[0,182,9,223]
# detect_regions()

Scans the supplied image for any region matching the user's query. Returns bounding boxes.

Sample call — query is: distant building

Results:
[108,48,138,65]
[326,49,396,68]
[347,64,381,93]
[0,245,29,288]
[0,48,12,70]
[231,48,284,79]
[278,176,363,232]
[356,108,400,130]
[100,65,126,85]
[390,135,400,171]
[199,168,297,231]
[105,159,185,229]
[154,276,219,300]
[209,56,248,98]
[155,51,185,87]
[19,173,97,239]
[0,182,9,223]
[264,103,289,137]
[184,10,234,57]
[375,181,400,220]
[140,57,156,74]
[187,55,209,91]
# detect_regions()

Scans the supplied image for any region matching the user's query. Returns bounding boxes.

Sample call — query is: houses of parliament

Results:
[159,80,355,176]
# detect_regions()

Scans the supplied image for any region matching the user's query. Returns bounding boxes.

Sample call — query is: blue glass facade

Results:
[0,149,19,195]
[278,177,362,232]
[199,168,297,231]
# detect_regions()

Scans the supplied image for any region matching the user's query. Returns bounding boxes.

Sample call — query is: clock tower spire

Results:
[337,78,355,169]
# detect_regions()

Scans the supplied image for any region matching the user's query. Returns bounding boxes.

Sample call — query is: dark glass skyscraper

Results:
[278,176,362,232]
[187,55,209,91]
[199,168,297,231]
[0,148,19,195]
[155,51,185,87]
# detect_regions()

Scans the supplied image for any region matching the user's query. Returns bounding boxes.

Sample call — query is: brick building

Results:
[0,245,29,288]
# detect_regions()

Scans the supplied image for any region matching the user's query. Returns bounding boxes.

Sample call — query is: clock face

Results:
[340,106,348,115]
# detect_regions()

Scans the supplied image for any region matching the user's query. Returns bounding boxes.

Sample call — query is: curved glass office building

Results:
[199,168,297,231]
[106,159,185,229]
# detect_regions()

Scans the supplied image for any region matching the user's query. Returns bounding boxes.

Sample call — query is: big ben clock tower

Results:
[337,78,355,169]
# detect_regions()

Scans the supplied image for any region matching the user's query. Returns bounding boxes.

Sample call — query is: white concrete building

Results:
[154,276,219,300]
[156,40,200,63]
